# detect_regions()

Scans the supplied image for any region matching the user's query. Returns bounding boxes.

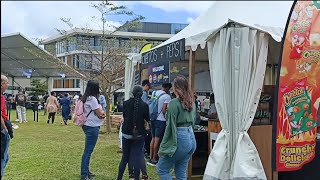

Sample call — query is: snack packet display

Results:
[282,78,317,136]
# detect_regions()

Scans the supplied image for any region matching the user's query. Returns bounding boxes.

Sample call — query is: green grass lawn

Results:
[4,110,159,180]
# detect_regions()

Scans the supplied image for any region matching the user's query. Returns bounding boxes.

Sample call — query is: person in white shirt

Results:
[203,96,210,113]
[99,93,107,113]
[148,83,172,167]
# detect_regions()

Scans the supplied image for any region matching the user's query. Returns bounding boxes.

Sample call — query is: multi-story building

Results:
[42,22,188,96]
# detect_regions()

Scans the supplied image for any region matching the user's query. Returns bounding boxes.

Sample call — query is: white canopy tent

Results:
[124,53,140,100]
[125,1,294,179]
[131,1,292,58]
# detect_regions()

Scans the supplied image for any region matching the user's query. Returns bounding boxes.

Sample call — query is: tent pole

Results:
[187,49,196,178]
[11,76,14,95]
[188,50,196,90]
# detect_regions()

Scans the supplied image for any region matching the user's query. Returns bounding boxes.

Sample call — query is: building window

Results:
[63,79,75,88]
[67,55,72,66]
[53,79,79,88]
[75,79,80,88]
[73,55,80,68]
[53,79,62,88]
[95,37,101,46]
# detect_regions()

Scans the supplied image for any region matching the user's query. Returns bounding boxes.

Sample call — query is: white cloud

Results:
[123,1,215,15]
[1,1,121,40]
[1,1,214,40]
[186,17,195,24]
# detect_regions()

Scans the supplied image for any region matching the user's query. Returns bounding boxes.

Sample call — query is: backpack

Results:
[73,100,92,126]
[149,91,166,121]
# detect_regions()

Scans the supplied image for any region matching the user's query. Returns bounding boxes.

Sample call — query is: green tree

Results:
[28,79,48,97]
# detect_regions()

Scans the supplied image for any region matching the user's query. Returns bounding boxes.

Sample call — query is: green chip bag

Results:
[282,78,317,136]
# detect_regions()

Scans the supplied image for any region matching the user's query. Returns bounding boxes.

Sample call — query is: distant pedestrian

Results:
[15,90,27,123]
[43,92,49,116]
[99,93,107,113]
[60,93,71,125]
[45,92,59,124]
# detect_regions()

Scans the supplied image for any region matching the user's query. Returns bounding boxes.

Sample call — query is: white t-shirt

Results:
[203,99,210,110]
[84,96,103,127]
[155,90,171,121]
[73,95,79,101]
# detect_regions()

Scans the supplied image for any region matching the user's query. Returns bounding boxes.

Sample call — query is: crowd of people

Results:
[116,76,197,180]
[1,74,199,180]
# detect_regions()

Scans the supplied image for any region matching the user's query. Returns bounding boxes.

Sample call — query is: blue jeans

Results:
[81,125,100,178]
[117,136,145,180]
[157,126,196,180]
[1,130,10,178]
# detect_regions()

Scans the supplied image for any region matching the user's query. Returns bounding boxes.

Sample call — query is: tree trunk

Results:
[105,95,112,133]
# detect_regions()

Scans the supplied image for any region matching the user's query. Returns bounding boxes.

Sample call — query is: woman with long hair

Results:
[117,85,150,180]
[157,76,197,179]
[80,80,105,180]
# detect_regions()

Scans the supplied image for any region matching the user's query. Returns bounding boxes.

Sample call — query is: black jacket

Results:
[122,98,150,136]
[1,128,6,159]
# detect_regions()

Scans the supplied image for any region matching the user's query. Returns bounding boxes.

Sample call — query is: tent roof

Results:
[148,1,293,51]
[1,32,86,78]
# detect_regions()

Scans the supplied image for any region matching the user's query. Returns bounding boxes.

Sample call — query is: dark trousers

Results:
[117,136,145,180]
[128,134,148,176]
[144,131,151,154]
[47,112,56,124]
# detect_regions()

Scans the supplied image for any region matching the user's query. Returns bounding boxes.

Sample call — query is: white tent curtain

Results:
[204,28,233,179]
[121,58,136,149]
[124,59,136,100]
[204,26,269,179]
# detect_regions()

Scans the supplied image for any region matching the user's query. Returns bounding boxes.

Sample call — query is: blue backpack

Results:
[149,91,166,121]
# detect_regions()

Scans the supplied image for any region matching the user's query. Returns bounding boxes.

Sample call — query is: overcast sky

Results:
[1,1,214,40]
[1,1,294,42]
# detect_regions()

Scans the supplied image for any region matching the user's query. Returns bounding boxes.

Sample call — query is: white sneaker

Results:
[12,123,19,129]
[15,119,20,122]
[147,161,157,167]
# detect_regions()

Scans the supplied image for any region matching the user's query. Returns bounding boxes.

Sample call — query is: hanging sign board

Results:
[275,0,320,172]
[141,39,185,68]
[147,62,170,85]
